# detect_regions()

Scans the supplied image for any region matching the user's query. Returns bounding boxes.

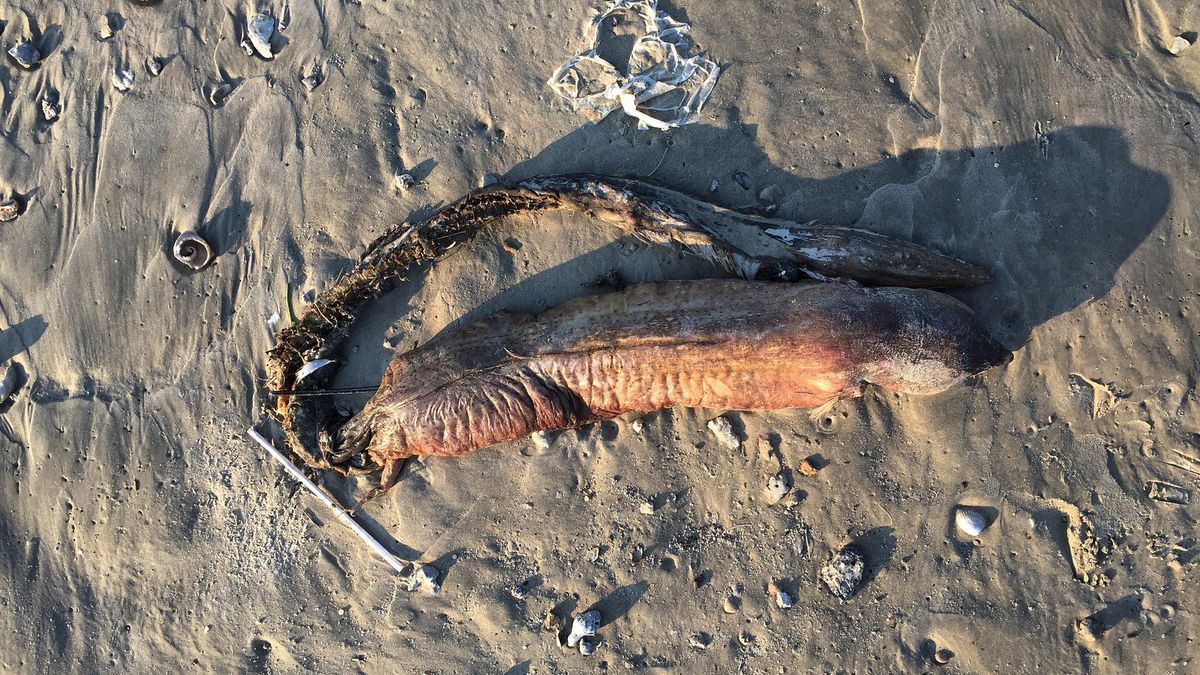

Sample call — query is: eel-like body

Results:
[333,280,1009,493]
[265,174,992,473]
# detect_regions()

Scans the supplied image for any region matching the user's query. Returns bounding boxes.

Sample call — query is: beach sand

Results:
[0,0,1197,671]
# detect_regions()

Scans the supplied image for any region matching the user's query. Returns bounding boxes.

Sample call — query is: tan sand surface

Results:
[1,0,1198,671]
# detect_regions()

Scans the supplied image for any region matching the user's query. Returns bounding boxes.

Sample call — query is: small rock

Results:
[733,170,752,190]
[819,545,865,600]
[766,472,791,503]
[639,501,655,515]
[934,648,955,665]
[1168,34,1193,56]
[145,56,164,76]
[393,172,416,191]
[707,416,740,450]
[0,363,20,401]
[708,179,719,192]
[689,632,713,649]
[0,199,21,223]
[797,456,821,476]
[955,506,991,537]
[578,636,597,656]
[630,417,645,434]
[302,72,322,92]
[7,41,41,69]
[112,66,135,92]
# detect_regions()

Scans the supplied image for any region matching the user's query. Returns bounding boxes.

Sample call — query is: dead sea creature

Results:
[820,544,866,600]
[7,40,40,69]
[331,280,1009,501]
[264,174,992,473]
[173,231,213,270]
[0,198,20,222]
[244,13,276,59]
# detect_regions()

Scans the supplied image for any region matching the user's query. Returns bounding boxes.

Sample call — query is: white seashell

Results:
[955,507,990,537]
[209,81,233,107]
[0,199,20,222]
[41,95,60,122]
[405,564,440,594]
[8,41,41,69]
[112,66,135,92]
[247,13,276,59]
[295,359,336,384]
[0,363,20,401]
[630,417,645,434]
[766,472,791,503]
[173,231,213,270]
[566,610,601,647]
[706,415,740,450]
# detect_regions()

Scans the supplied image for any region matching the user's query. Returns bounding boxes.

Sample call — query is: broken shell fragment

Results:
[578,637,597,656]
[405,564,440,594]
[819,545,866,600]
[1145,480,1190,505]
[7,41,41,69]
[295,359,336,385]
[768,581,793,609]
[41,95,60,122]
[707,416,740,450]
[112,66,135,92]
[146,56,164,76]
[0,199,20,222]
[173,231,213,270]
[246,13,276,59]
[766,472,791,503]
[566,610,600,648]
[209,82,233,107]
[954,506,991,537]
[1168,35,1194,56]
[301,72,322,92]
[393,172,415,191]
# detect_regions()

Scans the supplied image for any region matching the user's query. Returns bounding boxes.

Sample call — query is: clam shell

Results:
[0,199,20,222]
[173,231,213,270]
[247,13,276,59]
[7,41,41,69]
[209,82,232,107]
[954,507,990,537]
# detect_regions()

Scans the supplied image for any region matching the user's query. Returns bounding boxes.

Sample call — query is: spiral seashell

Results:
[173,231,213,270]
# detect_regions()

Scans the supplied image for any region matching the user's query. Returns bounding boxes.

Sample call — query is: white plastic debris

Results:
[548,0,720,130]
[566,610,601,647]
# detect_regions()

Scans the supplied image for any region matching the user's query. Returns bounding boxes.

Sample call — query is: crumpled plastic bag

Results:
[548,0,721,130]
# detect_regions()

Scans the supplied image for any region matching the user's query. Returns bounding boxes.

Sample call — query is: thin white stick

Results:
[247,426,409,576]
